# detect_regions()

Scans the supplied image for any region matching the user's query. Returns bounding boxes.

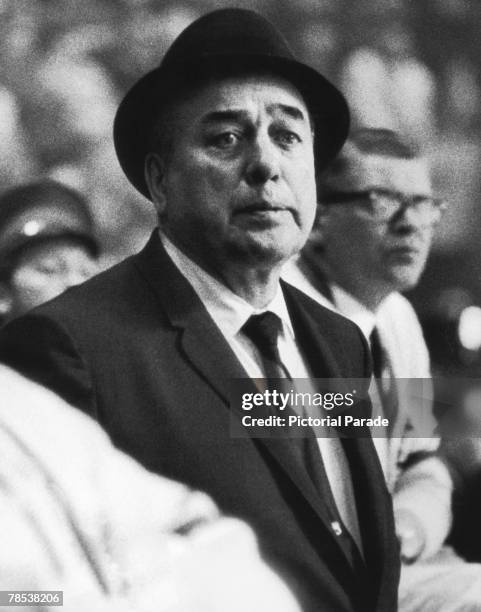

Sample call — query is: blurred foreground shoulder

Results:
[0,310,95,415]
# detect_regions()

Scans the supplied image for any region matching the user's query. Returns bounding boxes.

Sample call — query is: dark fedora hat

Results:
[114,8,350,200]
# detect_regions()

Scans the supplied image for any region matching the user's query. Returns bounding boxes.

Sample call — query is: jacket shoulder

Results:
[282,280,366,341]
[38,253,138,312]
[282,280,371,379]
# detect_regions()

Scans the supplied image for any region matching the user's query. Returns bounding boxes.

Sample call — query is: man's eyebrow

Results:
[200,105,307,125]
[268,103,306,122]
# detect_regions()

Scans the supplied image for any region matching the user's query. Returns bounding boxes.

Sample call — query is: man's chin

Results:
[387,264,425,292]
[229,229,304,265]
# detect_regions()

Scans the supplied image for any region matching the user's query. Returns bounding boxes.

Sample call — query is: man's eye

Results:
[209,132,241,149]
[275,130,302,147]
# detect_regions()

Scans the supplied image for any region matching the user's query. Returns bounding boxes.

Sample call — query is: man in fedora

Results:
[284,127,481,610]
[0,10,399,611]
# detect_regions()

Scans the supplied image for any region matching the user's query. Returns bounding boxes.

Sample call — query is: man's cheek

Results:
[204,164,239,193]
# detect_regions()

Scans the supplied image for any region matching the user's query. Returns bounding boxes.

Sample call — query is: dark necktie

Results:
[242,312,365,567]
[241,312,290,382]
[370,326,398,429]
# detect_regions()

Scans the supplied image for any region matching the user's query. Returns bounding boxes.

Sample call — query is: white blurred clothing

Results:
[0,366,300,612]
[400,547,481,612]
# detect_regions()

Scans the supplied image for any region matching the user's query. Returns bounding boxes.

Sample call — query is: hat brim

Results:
[114,54,350,200]
[0,229,99,278]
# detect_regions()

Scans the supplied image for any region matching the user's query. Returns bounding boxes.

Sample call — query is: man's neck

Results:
[331,274,387,313]
[216,265,282,308]
[161,230,282,309]
[301,251,389,313]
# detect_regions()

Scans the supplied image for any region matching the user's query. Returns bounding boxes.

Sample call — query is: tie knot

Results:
[242,312,283,362]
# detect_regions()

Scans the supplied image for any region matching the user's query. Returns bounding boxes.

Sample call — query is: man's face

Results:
[149,74,317,276]
[320,153,436,296]
[3,239,98,319]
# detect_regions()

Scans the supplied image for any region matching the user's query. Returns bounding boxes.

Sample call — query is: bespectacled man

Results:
[284,127,481,611]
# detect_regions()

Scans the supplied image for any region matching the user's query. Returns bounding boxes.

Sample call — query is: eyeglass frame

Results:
[321,187,448,223]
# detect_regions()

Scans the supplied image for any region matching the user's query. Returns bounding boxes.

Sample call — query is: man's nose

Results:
[390,204,433,234]
[244,135,280,186]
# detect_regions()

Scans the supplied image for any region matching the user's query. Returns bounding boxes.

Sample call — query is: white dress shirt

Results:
[283,256,453,559]
[161,232,363,550]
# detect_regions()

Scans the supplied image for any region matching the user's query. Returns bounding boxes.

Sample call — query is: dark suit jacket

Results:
[0,232,400,611]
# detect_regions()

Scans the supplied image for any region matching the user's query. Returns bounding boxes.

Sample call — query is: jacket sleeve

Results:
[393,454,453,559]
[381,295,453,559]
[0,313,97,418]
[390,384,453,559]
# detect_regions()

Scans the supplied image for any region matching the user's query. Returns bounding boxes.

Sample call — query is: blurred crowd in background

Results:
[0,0,481,375]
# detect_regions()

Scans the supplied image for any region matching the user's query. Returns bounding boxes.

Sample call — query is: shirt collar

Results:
[330,283,377,340]
[159,231,295,340]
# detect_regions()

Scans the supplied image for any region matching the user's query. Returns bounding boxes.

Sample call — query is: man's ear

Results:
[144,153,168,219]
[0,282,13,320]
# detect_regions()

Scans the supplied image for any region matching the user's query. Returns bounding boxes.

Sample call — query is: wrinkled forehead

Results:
[346,152,432,195]
[168,72,312,127]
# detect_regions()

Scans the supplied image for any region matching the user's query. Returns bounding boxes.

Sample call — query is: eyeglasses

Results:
[322,188,448,224]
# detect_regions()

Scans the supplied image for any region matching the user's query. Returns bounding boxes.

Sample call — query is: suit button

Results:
[331,521,343,536]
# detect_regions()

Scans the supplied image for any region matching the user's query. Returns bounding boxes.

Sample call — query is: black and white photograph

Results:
[1,1,481,611]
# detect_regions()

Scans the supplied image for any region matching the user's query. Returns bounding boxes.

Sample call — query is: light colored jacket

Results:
[0,366,300,612]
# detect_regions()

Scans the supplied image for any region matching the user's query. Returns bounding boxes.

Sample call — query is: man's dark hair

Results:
[346,128,418,159]
[317,128,420,199]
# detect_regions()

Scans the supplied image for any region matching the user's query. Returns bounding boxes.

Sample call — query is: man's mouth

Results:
[236,202,291,215]
[390,244,423,255]
[387,245,424,263]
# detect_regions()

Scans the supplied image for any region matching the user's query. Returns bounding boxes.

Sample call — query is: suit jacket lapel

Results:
[282,279,344,378]
[134,234,361,584]
[282,281,396,601]
[342,436,398,603]
[135,234,331,512]
[180,309,361,587]
[134,232,261,404]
